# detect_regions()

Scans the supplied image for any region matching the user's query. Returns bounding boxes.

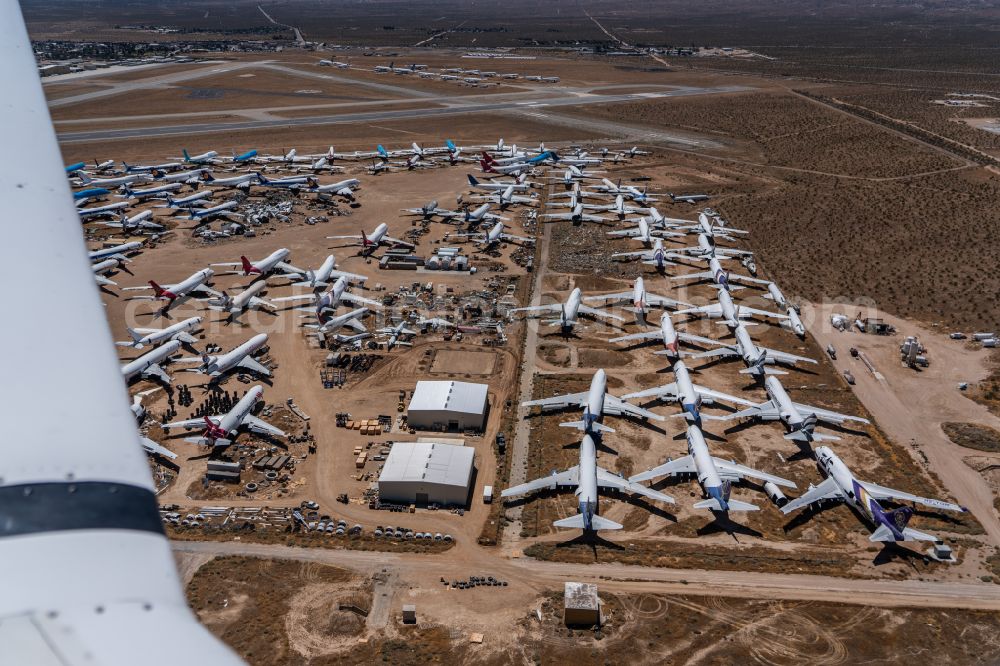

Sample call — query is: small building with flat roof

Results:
[407,380,488,431]
[564,582,601,626]
[378,440,474,506]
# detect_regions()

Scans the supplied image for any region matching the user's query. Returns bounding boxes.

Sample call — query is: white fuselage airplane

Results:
[181,149,219,164]
[539,203,610,225]
[88,241,142,263]
[188,200,240,221]
[781,447,966,543]
[158,168,208,183]
[280,254,367,288]
[462,203,509,226]
[305,306,370,338]
[675,288,789,327]
[212,248,298,277]
[120,182,183,200]
[470,183,535,208]
[609,313,722,361]
[78,173,151,188]
[377,320,418,349]
[104,210,165,234]
[630,424,795,512]
[157,190,213,209]
[312,178,360,199]
[163,385,285,447]
[453,220,533,248]
[671,255,766,291]
[208,281,275,319]
[510,287,623,332]
[117,316,202,350]
[78,201,130,219]
[327,223,414,254]
[124,268,219,310]
[521,368,664,434]
[402,200,458,219]
[466,174,530,192]
[92,257,125,286]
[621,359,755,422]
[121,339,181,384]
[176,333,271,378]
[501,433,674,532]
[612,238,673,271]
[690,322,817,377]
[723,375,870,442]
[583,276,689,324]
[668,233,752,260]
[274,275,381,312]
[204,172,258,188]
[606,217,683,247]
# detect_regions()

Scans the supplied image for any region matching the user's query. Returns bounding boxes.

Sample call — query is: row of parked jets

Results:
[501,175,966,544]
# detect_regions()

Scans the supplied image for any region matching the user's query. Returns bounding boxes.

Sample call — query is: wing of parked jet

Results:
[596,468,675,503]
[762,347,817,366]
[791,402,870,425]
[629,455,697,483]
[140,437,177,460]
[602,394,665,421]
[577,305,625,322]
[857,481,966,513]
[522,391,589,410]
[646,293,692,309]
[141,364,172,384]
[510,302,563,314]
[243,415,286,438]
[237,356,271,376]
[383,235,415,248]
[713,458,796,488]
[163,415,220,430]
[501,468,580,497]
[780,477,844,514]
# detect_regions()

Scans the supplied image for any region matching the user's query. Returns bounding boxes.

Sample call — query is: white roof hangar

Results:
[407,380,488,431]
[378,441,475,506]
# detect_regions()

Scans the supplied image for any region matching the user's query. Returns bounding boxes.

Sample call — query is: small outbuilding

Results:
[563,582,601,627]
[407,380,488,431]
[378,440,474,506]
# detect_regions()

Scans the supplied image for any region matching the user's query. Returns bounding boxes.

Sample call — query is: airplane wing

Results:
[583,291,633,304]
[691,345,739,359]
[763,347,817,366]
[189,284,222,298]
[501,467,580,497]
[675,303,722,317]
[330,269,369,283]
[611,250,653,260]
[383,235,415,248]
[510,303,563,314]
[603,394,665,421]
[175,331,199,345]
[629,455,696,483]
[671,270,714,282]
[694,387,759,408]
[141,364,172,384]
[621,382,679,402]
[608,331,662,344]
[857,481,966,513]
[499,233,534,244]
[521,391,589,410]
[538,213,571,220]
[236,356,272,376]
[724,399,779,421]
[248,296,276,310]
[596,468,675,503]
[272,293,317,304]
[242,415,286,438]
[163,415,218,430]
[646,293,692,309]
[341,292,383,308]
[95,274,117,286]
[605,228,641,238]
[140,437,177,460]
[792,402,870,426]
[577,305,625,322]
[741,306,789,321]
[713,458,796,488]
[780,477,844,514]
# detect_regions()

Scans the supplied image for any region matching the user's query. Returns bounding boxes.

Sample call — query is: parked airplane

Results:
[673,212,749,241]
[279,254,367,288]
[674,289,789,327]
[78,201,130,219]
[121,339,181,384]
[304,306,370,337]
[608,313,721,361]
[162,385,285,446]
[117,316,202,350]
[583,276,689,324]
[212,248,299,277]
[630,424,795,512]
[667,233,752,260]
[466,174,531,192]
[669,192,710,204]
[255,172,313,190]
[786,307,806,338]
[449,220,534,248]
[64,160,85,173]
[501,432,674,532]
[763,282,789,310]
[92,257,127,286]
[468,183,535,208]
[612,238,674,271]
[74,186,111,200]
[123,268,219,312]
[402,200,457,220]
[88,240,142,263]
[584,194,649,218]
[226,149,259,164]
[176,333,271,378]
[203,172,258,189]
[103,210,165,234]
[624,358,755,423]
[118,182,182,200]
[327,223,414,254]
[720,376,870,442]
[606,217,683,246]
[539,203,611,225]
[207,281,276,321]
[156,167,209,184]
[377,320,418,349]
[510,287,624,332]
[781,446,966,542]
[688,322,817,376]
[273,275,381,312]
[312,177,361,199]
[156,190,213,210]
[180,148,219,164]
[671,255,767,291]
[461,203,510,226]
[123,160,183,174]
[78,172,151,188]
[188,200,241,222]
[522,368,664,434]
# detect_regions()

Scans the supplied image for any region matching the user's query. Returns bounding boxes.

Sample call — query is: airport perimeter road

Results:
[55,85,745,145]
[172,540,1000,611]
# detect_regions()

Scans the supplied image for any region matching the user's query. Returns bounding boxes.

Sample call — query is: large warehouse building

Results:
[377,440,475,506]
[406,380,488,432]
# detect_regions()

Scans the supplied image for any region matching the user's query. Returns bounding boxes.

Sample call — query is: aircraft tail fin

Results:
[553,513,622,531]
[78,172,93,185]
[240,256,255,274]
[148,280,166,298]
[127,327,145,343]
[182,149,190,161]
[467,174,479,186]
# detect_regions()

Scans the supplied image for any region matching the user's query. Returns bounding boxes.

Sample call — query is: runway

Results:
[56,84,746,146]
